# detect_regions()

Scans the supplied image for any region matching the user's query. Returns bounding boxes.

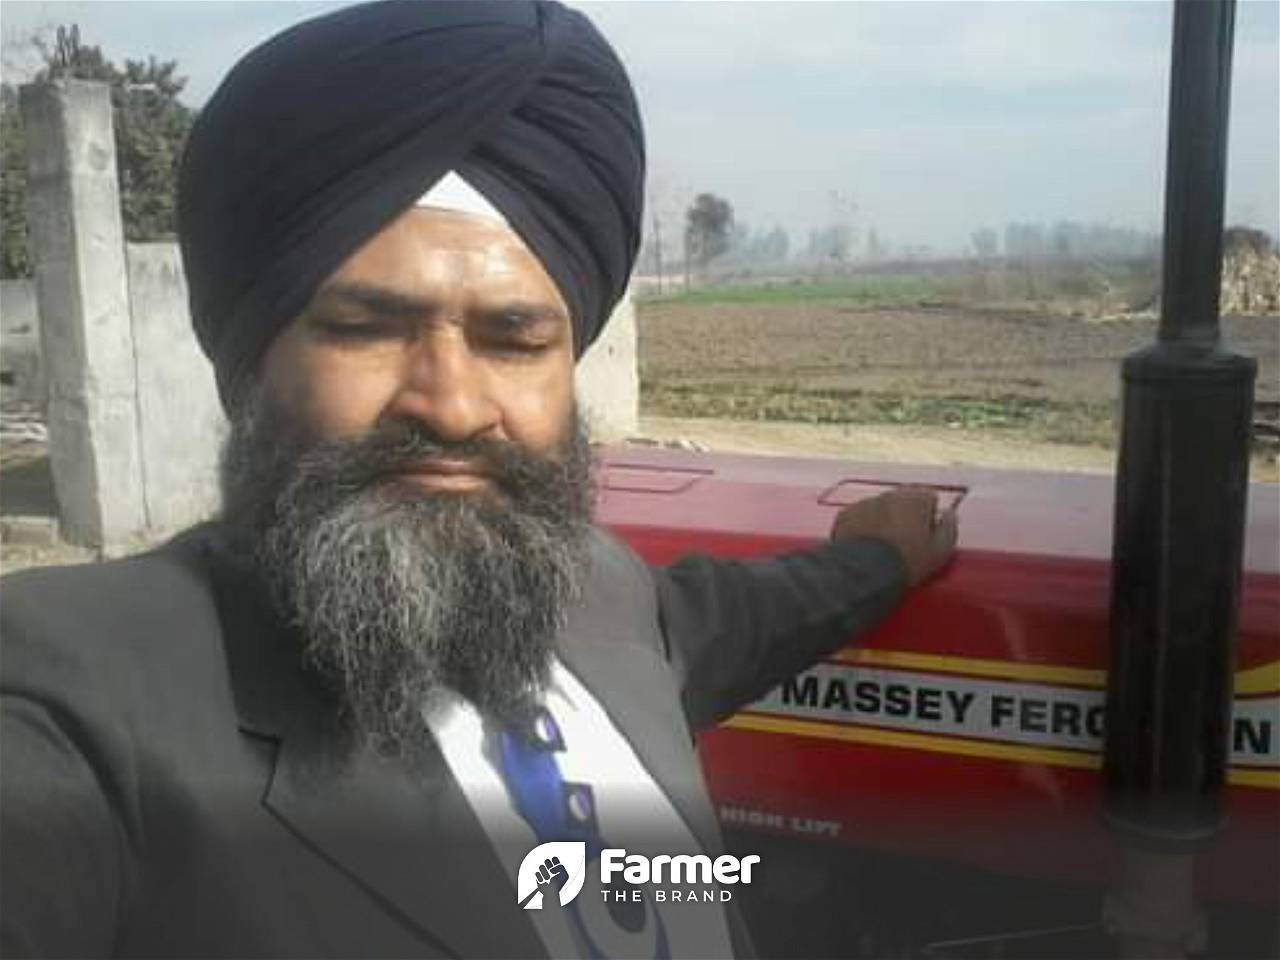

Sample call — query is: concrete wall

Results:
[126,243,225,532]
[1,278,42,408]
[576,292,639,441]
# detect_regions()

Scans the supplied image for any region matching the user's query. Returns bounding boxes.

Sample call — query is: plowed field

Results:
[637,300,1279,452]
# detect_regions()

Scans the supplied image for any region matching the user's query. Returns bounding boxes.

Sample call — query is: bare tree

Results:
[971,227,998,260]
[807,190,857,273]
[865,227,886,262]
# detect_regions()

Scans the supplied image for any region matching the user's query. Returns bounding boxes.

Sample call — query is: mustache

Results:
[289,419,566,498]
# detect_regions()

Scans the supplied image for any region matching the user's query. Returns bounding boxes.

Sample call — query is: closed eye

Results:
[309,315,411,343]
[471,307,566,353]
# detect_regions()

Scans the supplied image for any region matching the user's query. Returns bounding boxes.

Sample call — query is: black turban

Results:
[178,0,645,409]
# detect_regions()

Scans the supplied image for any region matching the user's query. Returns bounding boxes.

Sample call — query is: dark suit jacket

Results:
[0,523,906,958]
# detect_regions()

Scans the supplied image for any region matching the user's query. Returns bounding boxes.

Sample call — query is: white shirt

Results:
[424,658,735,959]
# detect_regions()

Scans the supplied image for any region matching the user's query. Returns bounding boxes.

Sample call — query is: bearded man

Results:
[0,3,956,958]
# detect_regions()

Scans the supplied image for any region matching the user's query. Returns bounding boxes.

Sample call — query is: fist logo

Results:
[535,857,569,902]
[517,842,586,909]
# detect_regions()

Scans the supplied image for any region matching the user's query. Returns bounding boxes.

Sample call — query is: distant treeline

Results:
[639,216,1171,278]
[975,221,1159,261]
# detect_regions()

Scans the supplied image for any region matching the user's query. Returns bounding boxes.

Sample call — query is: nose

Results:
[388,328,501,442]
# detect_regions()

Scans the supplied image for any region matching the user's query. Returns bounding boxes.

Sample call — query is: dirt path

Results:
[636,415,1280,482]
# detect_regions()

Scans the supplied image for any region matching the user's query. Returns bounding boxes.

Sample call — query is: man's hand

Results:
[830,487,958,586]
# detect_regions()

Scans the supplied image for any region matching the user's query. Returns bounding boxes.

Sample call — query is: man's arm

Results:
[655,487,958,732]
[2,696,125,958]
[0,568,142,960]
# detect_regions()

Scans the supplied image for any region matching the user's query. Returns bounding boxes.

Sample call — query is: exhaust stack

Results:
[1102,0,1255,954]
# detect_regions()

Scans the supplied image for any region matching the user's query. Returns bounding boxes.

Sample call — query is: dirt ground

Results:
[640,416,1108,471]
[636,415,1279,481]
[638,302,1279,407]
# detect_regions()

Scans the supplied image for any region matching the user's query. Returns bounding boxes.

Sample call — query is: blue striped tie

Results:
[497,708,670,960]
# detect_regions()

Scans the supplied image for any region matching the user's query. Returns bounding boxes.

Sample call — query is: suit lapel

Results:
[558,638,727,860]
[556,534,759,959]
[556,533,729,863]
[204,534,546,960]
[265,717,546,959]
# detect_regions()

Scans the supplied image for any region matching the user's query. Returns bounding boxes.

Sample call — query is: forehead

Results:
[324,207,568,314]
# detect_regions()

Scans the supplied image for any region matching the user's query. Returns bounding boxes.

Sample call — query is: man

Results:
[0,2,956,957]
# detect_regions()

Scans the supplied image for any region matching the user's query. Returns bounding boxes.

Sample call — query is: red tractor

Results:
[598,2,1277,956]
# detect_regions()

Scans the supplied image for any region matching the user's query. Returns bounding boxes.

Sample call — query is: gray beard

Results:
[218,392,595,754]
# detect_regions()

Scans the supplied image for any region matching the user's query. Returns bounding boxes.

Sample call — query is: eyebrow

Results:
[308,283,568,326]
[477,300,570,326]
[308,282,436,319]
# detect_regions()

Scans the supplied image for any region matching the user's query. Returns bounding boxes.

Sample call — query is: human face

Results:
[259,207,577,494]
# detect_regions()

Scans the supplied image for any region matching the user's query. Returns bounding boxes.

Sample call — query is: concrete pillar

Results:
[576,290,639,441]
[20,80,146,547]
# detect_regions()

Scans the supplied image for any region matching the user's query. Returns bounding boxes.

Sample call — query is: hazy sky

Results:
[3,1,1277,255]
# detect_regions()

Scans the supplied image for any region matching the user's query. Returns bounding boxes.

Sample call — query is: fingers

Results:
[885,489,942,556]
[880,487,958,584]
[926,506,960,579]
[828,484,960,586]
[831,486,934,537]
[934,506,959,549]
[885,485,938,522]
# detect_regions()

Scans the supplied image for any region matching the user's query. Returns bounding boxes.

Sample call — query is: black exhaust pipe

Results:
[1102,0,1254,952]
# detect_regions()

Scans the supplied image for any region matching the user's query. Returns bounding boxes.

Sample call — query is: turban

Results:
[178,0,645,409]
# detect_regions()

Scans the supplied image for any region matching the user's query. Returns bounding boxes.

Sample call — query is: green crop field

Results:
[642,275,955,309]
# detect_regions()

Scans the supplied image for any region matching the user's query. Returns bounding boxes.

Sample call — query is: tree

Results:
[1050,220,1084,258]
[0,25,196,277]
[683,192,734,273]
[759,226,789,263]
[1223,225,1275,258]
[110,55,195,242]
[971,227,998,260]
[865,227,886,262]
[806,224,851,265]
[1003,222,1047,260]
[1,84,29,277]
